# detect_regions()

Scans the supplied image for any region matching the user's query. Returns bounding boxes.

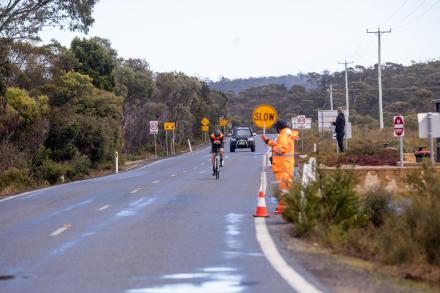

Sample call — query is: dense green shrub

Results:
[378,215,416,264]
[405,161,440,265]
[66,153,91,178]
[281,166,359,237]
[0,168,34,193]
[361,186,392,227]
[33,159,69,184]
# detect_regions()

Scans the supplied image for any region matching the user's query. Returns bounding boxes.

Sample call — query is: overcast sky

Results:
[40,0,440,81]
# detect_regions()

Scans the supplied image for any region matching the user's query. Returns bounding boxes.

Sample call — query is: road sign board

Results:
[201,125,209,132]
[150,120,158,134]
[318,110,348,132]
[252,104,277,129]
[219,118,228,126]
[164,122,176,131]
[393,115,404,137]
[297,115,306,125]
[291,116,312,129]
[201,117,209,126]
[418,112,440,138]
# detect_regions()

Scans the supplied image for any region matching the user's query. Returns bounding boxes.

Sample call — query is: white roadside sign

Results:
[150,120,159,135]
[291,116,312,129]
[418,113,440,138]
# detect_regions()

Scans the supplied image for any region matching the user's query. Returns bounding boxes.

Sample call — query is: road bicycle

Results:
[213,150,221,180]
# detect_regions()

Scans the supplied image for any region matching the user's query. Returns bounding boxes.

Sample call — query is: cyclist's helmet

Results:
[274,119,288,130]
[214,129,221,137]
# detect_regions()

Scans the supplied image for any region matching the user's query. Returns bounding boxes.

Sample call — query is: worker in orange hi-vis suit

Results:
[261,119,299,194]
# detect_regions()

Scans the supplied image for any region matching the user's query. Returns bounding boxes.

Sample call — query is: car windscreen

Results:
[234,129,251,137]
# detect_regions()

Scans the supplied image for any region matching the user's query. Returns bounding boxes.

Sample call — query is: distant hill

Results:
[208,74,314,94]
[223,61,440,129]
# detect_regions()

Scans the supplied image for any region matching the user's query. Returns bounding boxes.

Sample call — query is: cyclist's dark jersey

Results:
[210,133,224,152]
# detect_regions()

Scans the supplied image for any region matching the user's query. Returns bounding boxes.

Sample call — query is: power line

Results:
[392,0,429,27]
[396,0,440,28]
[332,86,440,91]
[380,0,409,26]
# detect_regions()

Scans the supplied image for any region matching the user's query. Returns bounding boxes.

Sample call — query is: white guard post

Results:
[115,151,119,174]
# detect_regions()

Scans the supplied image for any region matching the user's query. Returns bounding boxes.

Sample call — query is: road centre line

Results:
[50,224,71,237]
[153,180,160,184]
[97,205,110,211]
[254,147,322,293]
[170,174,176,177]
[130,188,142,194]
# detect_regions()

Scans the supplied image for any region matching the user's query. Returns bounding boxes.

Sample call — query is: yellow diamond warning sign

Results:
[252,104,277,129]
[201,117,209,126]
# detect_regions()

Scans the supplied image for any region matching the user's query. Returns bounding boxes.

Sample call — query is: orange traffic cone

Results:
[253,191,269,217]
[273,200,284,215]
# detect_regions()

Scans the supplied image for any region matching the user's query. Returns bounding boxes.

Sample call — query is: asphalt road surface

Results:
[0,138,326,293]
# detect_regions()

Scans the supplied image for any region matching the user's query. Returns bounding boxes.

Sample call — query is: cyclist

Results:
[210,129,224,175]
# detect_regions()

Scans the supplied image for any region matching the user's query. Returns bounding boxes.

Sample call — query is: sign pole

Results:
[301,128,304,153]
[165,131,169,156]
[428,113,434,164]
[400,135,404,168]
[154,134,157,159]
[173,129,176,155]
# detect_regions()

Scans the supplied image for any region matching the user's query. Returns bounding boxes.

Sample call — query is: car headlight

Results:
[248,137,254,141]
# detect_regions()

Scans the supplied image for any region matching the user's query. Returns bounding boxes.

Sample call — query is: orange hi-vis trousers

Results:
[266,128,298,192]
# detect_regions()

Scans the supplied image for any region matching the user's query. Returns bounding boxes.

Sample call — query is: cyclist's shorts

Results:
[211,143,224,153]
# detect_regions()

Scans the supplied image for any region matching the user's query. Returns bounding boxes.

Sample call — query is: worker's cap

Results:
[273,119,288,130]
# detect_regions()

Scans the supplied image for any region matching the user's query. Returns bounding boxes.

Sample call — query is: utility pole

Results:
[338,60,353,119]
[329,82,334,110]
[367,27,392,129]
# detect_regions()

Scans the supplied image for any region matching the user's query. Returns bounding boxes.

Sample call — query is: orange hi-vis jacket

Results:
[210,133,223,143]
[267,128,299,174]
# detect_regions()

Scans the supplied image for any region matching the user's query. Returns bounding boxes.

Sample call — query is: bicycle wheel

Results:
[215,156,220,180]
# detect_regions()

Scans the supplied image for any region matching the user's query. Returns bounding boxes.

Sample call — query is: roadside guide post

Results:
[115,151,119,174]
[393,115,405,167]
[150,120,159,159]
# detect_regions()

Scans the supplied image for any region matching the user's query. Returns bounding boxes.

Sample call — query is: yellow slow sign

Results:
[164,122,176,131]
[252,104,277,129]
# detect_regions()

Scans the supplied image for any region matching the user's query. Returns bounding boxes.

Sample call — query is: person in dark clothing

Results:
[332,107,345,152]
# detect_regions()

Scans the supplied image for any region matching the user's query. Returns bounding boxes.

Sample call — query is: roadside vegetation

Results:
[0,1,227,195]
[281,160,440,285]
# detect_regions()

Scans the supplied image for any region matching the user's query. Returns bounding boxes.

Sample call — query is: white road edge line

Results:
[50,224,71,237]
[97,205,110,211]
[170,174,177,177]
[1,145,213,204]
[152,180,160,184]
[254,147,322,293]
[130,188,142,194]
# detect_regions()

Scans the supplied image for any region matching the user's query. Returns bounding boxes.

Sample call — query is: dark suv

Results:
[230,127,256,152]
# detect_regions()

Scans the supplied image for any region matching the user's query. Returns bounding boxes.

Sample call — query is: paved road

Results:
[0,138,324,293]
